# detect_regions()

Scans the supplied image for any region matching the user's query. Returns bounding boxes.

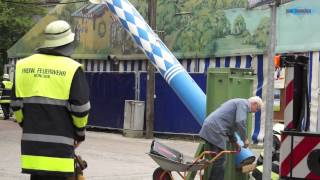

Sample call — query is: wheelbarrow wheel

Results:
[153,167,171,180]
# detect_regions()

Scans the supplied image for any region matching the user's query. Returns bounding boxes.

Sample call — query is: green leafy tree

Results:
[0,0,45,74]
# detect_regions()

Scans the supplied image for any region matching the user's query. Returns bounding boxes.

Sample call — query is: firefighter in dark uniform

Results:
[11,20,90,180]
[0,73,13,120]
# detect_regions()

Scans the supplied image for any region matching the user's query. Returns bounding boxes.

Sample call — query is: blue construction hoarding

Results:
[86,72,136,129]
[86,72,205,134]
[139,73,205,134]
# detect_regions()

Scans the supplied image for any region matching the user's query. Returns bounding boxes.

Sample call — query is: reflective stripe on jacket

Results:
[15,54,83,175]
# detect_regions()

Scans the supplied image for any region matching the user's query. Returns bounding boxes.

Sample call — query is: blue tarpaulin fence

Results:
[139,73,205,134]
[86,72,204,134]
[86,72,136,129]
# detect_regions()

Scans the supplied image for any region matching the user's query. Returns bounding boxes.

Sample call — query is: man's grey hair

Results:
[248,96,263,109]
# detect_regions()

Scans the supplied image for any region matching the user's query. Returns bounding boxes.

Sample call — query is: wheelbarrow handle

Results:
[187,144,240,171]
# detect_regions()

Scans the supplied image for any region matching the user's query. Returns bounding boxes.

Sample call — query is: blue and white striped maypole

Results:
[90,0,206,124]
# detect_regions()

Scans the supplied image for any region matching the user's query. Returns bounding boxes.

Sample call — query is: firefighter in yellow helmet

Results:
[11,20,90,180]
[0,73,13,120]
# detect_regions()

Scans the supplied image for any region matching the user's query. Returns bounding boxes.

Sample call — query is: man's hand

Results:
[243,139,250,148]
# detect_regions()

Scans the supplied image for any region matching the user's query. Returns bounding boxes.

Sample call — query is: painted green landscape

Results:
[133,0,320,56]
[137,0,270,57]
[8,0,271,58]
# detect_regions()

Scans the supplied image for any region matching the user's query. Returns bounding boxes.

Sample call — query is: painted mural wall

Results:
[8,0,271,59]
[8,0,320,59]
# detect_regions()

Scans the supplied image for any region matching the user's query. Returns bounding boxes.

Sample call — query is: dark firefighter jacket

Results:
[0,80,13,103]
[11,50,90,176]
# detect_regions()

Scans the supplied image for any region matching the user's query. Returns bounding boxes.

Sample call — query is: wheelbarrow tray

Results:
[148,153,206,172]
[148,139,210,173]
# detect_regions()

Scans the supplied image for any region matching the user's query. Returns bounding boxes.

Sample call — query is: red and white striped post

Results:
[280,64,294,178]
[280,56,320,179]
[283,66,294,130]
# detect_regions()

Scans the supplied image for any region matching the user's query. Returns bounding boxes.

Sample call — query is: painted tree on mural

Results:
[173,0,235,52]
[173,13,217,53]
[132,0,148,18]
[215,0,225,9]
[171,0,262,53]
[214,0,247,9]
[246,17,269,48]
[60,4,78,25]
[233,15,246,35]
[212,10,231,37]
[231,0,247,7]
[157,0,182,37]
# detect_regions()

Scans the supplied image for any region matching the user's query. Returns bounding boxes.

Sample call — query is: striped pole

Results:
[280,66,294,172]
[284,67,294,130]
[91,0,206,124]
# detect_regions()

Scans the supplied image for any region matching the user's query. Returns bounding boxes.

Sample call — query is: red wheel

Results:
[153,167,172,180]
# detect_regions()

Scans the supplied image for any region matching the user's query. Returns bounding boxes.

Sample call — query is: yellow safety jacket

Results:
[13,54,89,176]
[0,80,13,103]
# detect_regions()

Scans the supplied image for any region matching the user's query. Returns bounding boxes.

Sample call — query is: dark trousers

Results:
[204,142,226,180]
[0,103,10,119]
[30,174,68,180]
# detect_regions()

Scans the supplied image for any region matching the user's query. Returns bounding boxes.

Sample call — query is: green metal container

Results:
[206,68,254,180]
[186,68,255,180]
[206,68,254,113]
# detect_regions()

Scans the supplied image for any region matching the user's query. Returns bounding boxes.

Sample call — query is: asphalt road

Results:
[0,120,200,180]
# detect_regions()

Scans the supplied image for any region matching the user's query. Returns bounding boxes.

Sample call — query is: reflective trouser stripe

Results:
[22,133,74,146]
[21,155,74,172]
[14,109,23,123]
[72,115,88,128]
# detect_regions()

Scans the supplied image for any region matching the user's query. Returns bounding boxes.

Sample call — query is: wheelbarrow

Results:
[148,140,240,180]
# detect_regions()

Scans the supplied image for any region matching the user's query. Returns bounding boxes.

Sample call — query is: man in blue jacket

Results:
[199,96,263,180]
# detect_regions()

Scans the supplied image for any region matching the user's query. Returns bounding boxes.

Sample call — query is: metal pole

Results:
[263,1,277,179]
[146,0,157,139]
